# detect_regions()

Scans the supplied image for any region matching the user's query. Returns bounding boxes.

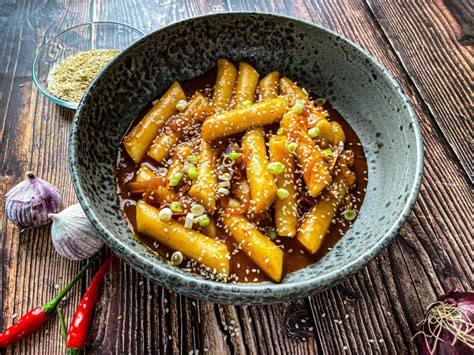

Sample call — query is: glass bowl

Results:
[32,22,144,109]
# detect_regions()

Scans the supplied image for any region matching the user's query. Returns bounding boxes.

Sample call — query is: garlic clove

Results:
[50,203,104,260]
[5,171,62,228]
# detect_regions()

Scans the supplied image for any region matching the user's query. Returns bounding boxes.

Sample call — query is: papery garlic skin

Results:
[5,172,62,228]
[50,204,104,260]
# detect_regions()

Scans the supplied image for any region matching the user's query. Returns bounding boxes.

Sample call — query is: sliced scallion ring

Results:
[187,155,199,165]
[187,166,199,180]
[308,127,320,138]
[176,100,188,111]
[159,208,173,221]
[169,172,183,186]
[322,149,334,157]
[267,162,285,175]
[170,251,184,265]
[218,180,230,189]
[315,98,326,106]
[276,188,289,200]
[292,100,305,114]
[343,209,357,221]
[287,142,297,154]
[218,173,232,181]
[169,201,183,212]
[217,187,230,196]
[191,204,205,216]
[184,213,194,229]
[197,215,210,227]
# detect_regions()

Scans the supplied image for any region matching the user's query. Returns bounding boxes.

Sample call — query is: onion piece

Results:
[415,287,474,354]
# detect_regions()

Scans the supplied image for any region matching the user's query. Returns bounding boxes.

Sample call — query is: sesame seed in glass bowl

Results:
[32,22,144,109]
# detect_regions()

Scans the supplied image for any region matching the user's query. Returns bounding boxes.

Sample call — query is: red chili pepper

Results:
[0,257,97,348]
[66,256,113,354]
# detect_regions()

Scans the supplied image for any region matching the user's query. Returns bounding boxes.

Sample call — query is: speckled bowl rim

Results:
[69,12,424,303]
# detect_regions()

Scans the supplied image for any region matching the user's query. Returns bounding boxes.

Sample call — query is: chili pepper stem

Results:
[66,347,82,355]
[41,256,98,316]
[0,256,99,348]
[57,308,67,343]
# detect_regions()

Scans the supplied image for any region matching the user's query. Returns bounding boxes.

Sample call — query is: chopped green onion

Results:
[169,172,183,186]
[287,142,297,154]
[228,198,241,208]
[276,127,285,136]
[267,162,285,175]
[217,187,230,196]
[223,152,241,167]
[169,201,183,212]
[176,100,188,111]
[322,149,334,157]
[243,100,253,107]
[187,155,199,164]
[276,188,289,200]
[194,214,208,224]
[170,251,184,265]
[222,157,234,167]
[183,163,192,172]
[302,87,309,97]
[343,209,357,221]
[191,204,205,216]
[159,208,173,221]
[219,181,230,189]
[308,127,320,138]
[292,100,305,114]
[194,214,206,222]
[184,213,194,228]
[198,215,210,227]
[268,230,277,240]
[315,98,326,106]
[187,166,199,180]
[218,173,232,181]
[228,152,242,161]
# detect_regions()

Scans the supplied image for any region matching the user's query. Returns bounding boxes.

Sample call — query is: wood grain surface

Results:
[1,0,472,354]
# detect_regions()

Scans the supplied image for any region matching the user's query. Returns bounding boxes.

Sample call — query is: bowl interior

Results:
[33,22,144,109]
[70,13,422,305]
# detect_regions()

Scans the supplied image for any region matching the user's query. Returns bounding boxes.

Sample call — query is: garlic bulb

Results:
[49,204,104,260]
[5,171,62,228]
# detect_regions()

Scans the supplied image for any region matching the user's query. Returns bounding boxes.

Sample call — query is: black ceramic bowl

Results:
[70,13,423,305]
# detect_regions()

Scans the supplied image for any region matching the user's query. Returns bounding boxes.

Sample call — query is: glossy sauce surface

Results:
[116,68,368,283]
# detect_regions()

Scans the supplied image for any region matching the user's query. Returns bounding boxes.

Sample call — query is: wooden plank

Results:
[282,0,473,353]
[0,0,96,354]
[366,0,473,178]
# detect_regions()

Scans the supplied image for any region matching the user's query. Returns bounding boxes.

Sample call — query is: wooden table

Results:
[1,0,471,353]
